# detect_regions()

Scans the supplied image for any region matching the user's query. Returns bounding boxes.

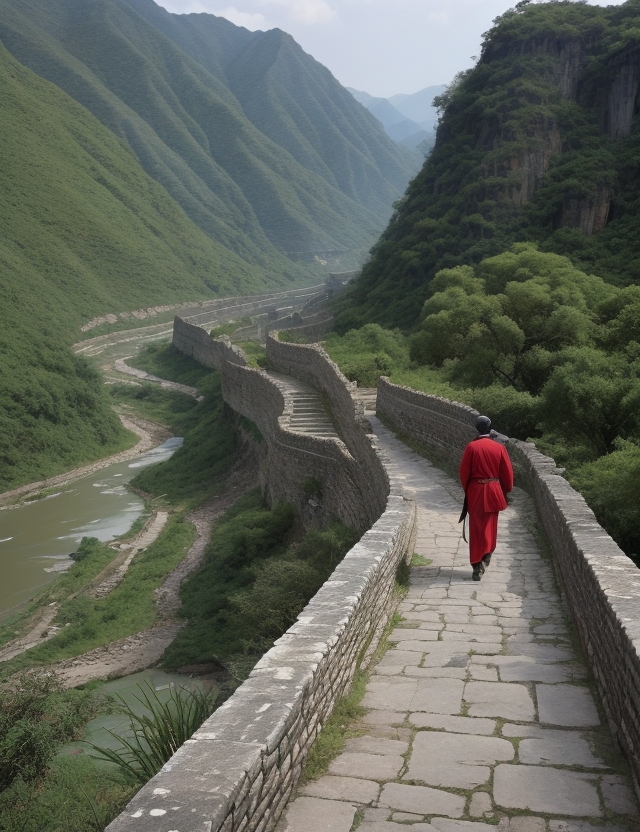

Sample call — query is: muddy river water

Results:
[0,438,182,617]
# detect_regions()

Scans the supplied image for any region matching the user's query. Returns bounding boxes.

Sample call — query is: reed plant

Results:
[91,682,219,784]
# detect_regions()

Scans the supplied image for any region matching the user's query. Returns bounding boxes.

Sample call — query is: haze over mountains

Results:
[348,85,446,152]
[0,0,418,270]
[0,0,420,489]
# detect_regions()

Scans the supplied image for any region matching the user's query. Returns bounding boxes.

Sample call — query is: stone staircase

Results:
[268,372,339,440]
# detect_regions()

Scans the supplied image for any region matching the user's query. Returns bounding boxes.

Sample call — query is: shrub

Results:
[571,440,640,561]
[0,672,97,790]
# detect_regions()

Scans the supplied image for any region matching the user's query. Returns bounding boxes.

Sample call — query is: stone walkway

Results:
[277,417,640,832]
[268,372,340,439]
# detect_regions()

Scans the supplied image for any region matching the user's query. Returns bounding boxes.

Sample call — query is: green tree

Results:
[571,440,640,560]
[538,347,640,457]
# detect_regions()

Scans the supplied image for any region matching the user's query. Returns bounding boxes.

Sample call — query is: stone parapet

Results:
[99,304,416,832]
[509,439,640,786]
[376,375,640,789]
[173,319,389,533]
[219,358,376,531]
[173,317,248,369]
[377,377,478,466]
[105,493,415,832]
[266,335,388,528]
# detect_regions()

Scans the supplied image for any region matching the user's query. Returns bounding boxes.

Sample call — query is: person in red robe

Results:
[459,415,514,581]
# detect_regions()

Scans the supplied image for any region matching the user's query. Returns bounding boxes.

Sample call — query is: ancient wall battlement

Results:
[172,316,388,531]
[109,312,640,831]
[106,311,414,832]
[377,375,640,789]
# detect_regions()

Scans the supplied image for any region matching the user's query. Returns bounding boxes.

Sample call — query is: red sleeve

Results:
[499,447,514,494]
[459,444,473,492]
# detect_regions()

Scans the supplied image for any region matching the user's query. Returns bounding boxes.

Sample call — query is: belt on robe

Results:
[474,477,499,483]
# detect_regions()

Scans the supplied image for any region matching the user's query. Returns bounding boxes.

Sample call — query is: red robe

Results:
[459,436,514,565]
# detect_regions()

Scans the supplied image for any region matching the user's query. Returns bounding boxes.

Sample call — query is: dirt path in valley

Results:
[50,450,258,688]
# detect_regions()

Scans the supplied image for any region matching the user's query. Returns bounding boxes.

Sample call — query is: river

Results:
[0,438,182,618]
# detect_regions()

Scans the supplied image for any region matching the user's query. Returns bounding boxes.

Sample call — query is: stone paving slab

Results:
[276,417,640,832]
[277,796,356,831]
[301,776,380,804]
[404,731,514,788]
[493,765,602,816]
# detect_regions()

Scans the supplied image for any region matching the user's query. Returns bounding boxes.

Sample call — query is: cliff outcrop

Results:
[336,1,640,332]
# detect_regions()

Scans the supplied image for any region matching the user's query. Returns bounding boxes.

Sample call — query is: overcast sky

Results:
[156,0,626,98]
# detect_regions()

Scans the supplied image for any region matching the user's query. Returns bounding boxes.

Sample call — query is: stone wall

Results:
[106,457,415,832]
[267,335,389,529]
[172,318,391,531]
[107,291,416,832]
[173,316,248,369]
[377,376,479,466]
[509,441,640,787]
[221,358,379,532]
[376,375,640,789]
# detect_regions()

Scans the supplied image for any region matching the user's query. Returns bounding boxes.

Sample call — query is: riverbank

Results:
[0,414,171,510]
[50,455,257,688]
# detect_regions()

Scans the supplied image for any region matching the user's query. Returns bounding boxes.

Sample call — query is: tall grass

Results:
[91,682,219,784]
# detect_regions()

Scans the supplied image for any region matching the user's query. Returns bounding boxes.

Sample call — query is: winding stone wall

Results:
[220,357,378,531]
[267,335,388,529]
[106,315,414,832]
[173,316,248,369]
[107,492,414,832]
[172,317,388,531]
[376,375,640,789]
[377,376,478,466]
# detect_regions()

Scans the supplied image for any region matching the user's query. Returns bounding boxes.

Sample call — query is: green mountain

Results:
[335,0,640,331]
[0,39,272,490]
[0,0,417,261]
[0,0,420,489]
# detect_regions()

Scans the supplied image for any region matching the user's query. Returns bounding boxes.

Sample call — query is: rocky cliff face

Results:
[605,49,640,140]
[477,30,640,236]
[333,2,640,332]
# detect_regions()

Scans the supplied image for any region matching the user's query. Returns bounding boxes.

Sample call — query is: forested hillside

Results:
[336,0,640,331]
[329,0,640,561]
[0,40,278,489]
[0,0,419,489]
[0,0,417,263]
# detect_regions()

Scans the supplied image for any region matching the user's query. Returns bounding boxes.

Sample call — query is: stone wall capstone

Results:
[376,375,640,789]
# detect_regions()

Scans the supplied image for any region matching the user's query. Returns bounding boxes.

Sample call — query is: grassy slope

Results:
[225,29,416,216]
[0,0,399,260]
[0,41,271,490]
[123,0,419,218]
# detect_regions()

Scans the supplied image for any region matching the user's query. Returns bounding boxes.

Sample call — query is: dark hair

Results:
[475,415,491,435]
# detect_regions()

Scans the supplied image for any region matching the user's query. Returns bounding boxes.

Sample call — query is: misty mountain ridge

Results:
[348,84,446,152]
[0,0,418,268]
[0,0,420,489]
